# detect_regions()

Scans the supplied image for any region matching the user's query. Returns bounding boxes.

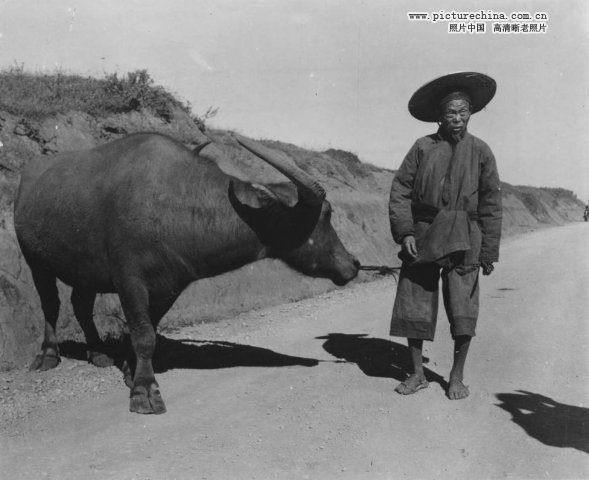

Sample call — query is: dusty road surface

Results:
[2,223,588,479]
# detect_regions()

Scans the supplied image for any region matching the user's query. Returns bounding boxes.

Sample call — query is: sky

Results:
[0,0,587,200]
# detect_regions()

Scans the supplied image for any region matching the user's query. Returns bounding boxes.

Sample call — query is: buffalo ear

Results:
[228,180,285,212]
[228,180,321,252]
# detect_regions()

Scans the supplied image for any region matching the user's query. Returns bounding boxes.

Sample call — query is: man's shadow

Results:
[495,390,589,454]
[59,334,318,374]
[316,333,447,389]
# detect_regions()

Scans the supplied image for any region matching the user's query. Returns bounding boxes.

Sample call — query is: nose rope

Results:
[359,265,401,278]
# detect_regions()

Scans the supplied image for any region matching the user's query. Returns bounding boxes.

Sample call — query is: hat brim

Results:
[408,72,496,122]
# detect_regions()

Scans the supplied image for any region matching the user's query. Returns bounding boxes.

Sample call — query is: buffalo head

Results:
[225,135,359,286]
[280,200,360,286]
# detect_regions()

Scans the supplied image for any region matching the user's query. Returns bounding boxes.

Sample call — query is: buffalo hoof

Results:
[129,382,167,414]
[87,351,114,368]
[29,350,61,371]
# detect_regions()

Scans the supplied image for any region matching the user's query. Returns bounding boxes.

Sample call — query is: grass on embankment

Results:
[0,65,195,123]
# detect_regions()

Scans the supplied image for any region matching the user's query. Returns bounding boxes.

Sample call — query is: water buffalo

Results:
[14,132,359,414]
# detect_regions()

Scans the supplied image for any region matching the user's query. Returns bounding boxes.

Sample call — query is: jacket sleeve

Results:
[478,145,502,262]
[389,142,419,244]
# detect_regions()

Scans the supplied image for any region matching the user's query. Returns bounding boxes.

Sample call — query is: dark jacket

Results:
[389,130,502,263]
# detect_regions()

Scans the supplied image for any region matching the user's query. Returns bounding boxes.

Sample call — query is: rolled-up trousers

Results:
[390,260,479,341]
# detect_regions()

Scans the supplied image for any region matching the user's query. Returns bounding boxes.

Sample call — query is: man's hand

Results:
[402,235,418,259]
[480,261,494,276]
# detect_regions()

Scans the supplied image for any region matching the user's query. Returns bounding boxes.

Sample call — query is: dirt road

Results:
[2,223,588,479]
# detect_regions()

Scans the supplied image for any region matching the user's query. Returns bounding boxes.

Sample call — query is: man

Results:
[389,72,502,400]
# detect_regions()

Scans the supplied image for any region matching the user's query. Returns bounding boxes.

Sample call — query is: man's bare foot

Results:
[395,374,428,395]
[447,378,469,400]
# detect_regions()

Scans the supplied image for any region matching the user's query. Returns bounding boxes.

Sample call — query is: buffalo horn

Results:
[193,139,212,155]
[234,135,325,206]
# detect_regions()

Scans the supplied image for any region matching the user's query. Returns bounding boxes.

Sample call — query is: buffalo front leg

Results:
[119,295,179,390]
[29,269,61,371]
[71,288,113,367]
[117,276,166,414]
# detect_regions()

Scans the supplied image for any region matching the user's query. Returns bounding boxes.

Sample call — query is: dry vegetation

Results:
[0,65,196,124]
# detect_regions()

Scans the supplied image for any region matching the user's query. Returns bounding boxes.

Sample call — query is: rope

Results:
[359,265,401,277]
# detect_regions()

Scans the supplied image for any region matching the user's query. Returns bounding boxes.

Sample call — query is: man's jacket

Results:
[389,130,502,264]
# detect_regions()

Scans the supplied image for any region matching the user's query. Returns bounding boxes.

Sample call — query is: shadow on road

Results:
[316,333,447,389]
[59,334,319,374]
[495,390,589,453]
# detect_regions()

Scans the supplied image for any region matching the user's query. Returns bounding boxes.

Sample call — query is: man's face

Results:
[439,98,471,141]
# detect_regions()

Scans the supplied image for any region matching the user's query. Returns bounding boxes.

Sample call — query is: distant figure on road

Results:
[583,204,589,222]
[388,72,502,399]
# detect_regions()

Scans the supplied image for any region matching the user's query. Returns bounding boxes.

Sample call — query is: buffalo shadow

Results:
[316,333,446,388]
[59,333,319,374]
[495,390,589,454]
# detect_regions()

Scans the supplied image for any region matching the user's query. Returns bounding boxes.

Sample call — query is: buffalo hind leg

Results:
[116,276,166,414]
[71,288,113,367]
[29,269,61,371]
